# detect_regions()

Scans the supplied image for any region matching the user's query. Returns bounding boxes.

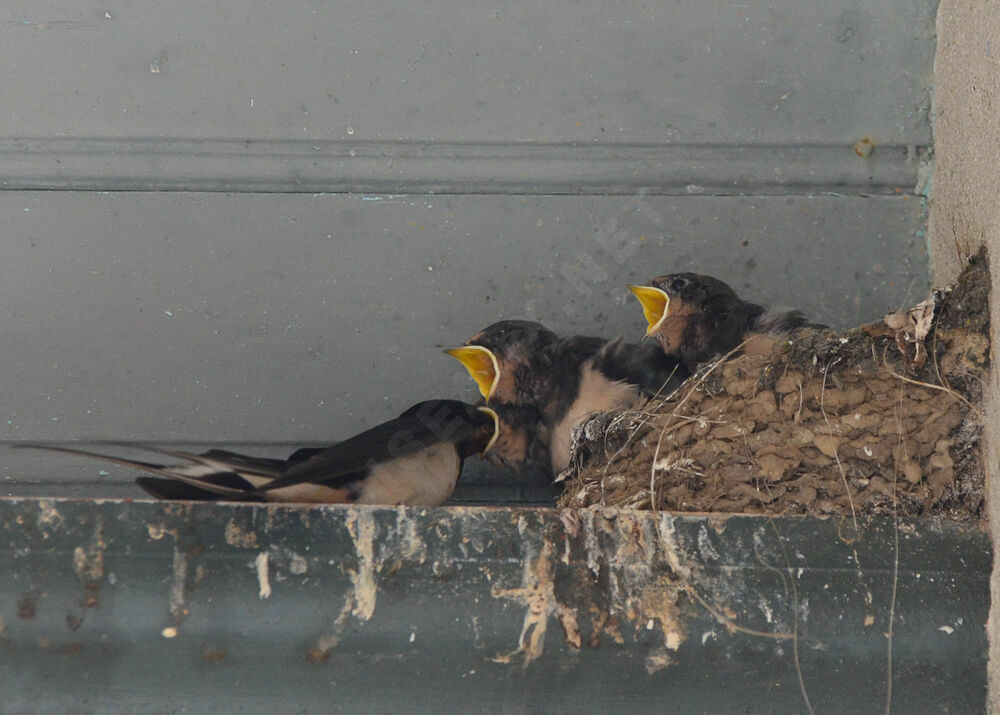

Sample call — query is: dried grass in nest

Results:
[558,250,990,522]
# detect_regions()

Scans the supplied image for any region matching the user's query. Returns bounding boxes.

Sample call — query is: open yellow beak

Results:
[444,346,500,400]
[476,406,500,453]
[627,285,671,337]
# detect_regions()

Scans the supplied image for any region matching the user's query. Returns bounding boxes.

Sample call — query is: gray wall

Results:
[2,1,936,500]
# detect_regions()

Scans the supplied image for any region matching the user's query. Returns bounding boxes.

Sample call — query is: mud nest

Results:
[559,250,990,521]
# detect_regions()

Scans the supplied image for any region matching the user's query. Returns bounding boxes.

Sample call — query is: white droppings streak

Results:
[169,548,188,616]
[310,509,382,658]
[345,510,378,620]
[697,524,721,561]
[255,552,272,599]
[582,512,601,577]
[655,515,691,579]
[396,506,428,563]
[758,597,774,624]
[664,630,682,650]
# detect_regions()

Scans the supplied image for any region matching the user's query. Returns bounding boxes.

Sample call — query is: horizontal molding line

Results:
[0,138,930,196]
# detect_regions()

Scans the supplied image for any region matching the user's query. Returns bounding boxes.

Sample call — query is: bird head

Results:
[445,320,557,404]
[477,404,549,475]
[629,273,759,364]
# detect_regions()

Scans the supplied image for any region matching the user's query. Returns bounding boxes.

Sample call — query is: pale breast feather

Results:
[548,360,638,473]
[355,444,463,506]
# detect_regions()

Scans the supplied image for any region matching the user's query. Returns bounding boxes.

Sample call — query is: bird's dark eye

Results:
[669,276,690,291]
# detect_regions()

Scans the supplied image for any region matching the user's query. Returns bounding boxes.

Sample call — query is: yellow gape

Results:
[444,346,500,400]
[476,406,500,453]
[627,285,671,336]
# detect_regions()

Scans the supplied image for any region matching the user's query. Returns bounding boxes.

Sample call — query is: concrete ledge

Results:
[0,498,989,712]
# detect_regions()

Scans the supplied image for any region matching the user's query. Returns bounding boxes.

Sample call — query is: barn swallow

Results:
[252,400,550,496]
[480,403,552,479]
[628,273,822,365]
[446,320,688,472]
[16,399,544,505]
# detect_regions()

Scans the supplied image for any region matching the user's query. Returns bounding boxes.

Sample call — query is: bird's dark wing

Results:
[12,444,254,498]
[560,334,609,362]
[756,310,827,333]
[105,444,287,478]
[286,446,327,464]
[135,476,266,501]
[255,411,479,493]
[593,338,690,396]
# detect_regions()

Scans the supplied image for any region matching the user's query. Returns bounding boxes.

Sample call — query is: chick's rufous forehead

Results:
[444,345,500,401]
[627,284,671,336]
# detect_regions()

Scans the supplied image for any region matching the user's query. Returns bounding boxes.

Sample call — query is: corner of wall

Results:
[927,0,1000,709]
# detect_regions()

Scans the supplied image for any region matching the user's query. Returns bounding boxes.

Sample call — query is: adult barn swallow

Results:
[446,320,688,472]
[17,400,541,505]
[253,400,551,495]
[629,273,822,365]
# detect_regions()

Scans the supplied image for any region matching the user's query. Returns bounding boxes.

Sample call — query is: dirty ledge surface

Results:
[0,497,989,713]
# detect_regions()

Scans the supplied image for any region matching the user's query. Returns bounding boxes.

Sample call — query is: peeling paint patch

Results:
[36,499,64,533]
[72,518,106,582]
[492,539,581,664]
[557,508,582,537]
[395,506,427,563]
[268,545,310,577]
[288,552,308,575]
[255,552,271,599]
[645,648,674,674]
[640,586,686,653]
[146,523,176,541]
[225,518,259,548]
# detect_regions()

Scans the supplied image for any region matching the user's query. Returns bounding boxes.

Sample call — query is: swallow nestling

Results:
[446,320,688,472]
[16,400,545,505]
[628,273,823,365]
[477,403,552,479]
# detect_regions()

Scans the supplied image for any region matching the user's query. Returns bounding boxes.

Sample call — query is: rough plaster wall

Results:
[928,0,1000,708]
